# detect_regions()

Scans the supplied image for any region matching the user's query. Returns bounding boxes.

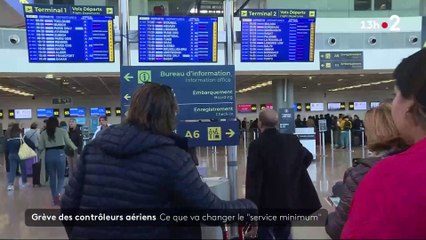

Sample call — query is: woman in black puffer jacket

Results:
[61,83,257,239]
[325,103,408,239]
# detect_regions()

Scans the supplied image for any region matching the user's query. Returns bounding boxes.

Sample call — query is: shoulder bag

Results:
[18,133,37,160]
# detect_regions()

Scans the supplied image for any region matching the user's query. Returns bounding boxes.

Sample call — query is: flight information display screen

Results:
[37,108,54,118]
[90,107,106,116]
[24,5,115,63]
[240,9,316,62]
[69,107,86,117]
[138,16,218,62]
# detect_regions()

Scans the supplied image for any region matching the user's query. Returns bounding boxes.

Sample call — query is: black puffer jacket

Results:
[325,157,381,239]
[61,124,256,239]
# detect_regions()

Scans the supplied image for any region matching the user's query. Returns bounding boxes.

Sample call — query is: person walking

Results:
[6,123,28,191]
[67,118,83,178]
[39,117,77,205]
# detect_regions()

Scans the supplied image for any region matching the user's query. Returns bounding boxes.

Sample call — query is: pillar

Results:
[273,78,294,110]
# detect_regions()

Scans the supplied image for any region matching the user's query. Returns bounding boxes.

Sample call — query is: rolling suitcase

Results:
[32,158,41,187]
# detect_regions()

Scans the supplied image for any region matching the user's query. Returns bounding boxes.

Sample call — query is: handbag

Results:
[18,134,37,160]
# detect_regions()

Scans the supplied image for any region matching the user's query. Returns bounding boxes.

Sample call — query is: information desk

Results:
[138,16,218,62]
[240,9,316,62]
[294,127,316,160]
[201,177,230,239]
[24,5,115,63]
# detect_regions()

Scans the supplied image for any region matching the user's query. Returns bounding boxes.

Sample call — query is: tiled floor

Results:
[0,140,366,239]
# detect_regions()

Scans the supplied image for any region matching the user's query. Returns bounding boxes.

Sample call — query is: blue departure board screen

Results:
[138,16,218,62]
[37,108,54,118]
[90,107,106,116]
[240,9,316,62]
[23,5,115,63]
[70,107,86,117]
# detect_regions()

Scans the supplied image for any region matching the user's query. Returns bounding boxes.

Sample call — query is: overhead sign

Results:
[52,97,72,105]
[320,51,364,70]
[0,110,3,119]
[177,121,240,147]
[120,65,236,120]
[23,4,115,63]
[139,16,218,62]
[240,9,316,62]
[279,108,295,134]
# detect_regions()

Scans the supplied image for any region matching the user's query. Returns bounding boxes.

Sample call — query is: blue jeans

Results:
[45,149,66,197]
[258,223,292,240]
[340,131,349,148]
[7,154,27,186]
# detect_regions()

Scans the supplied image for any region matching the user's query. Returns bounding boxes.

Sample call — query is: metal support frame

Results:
[361,130,365,158]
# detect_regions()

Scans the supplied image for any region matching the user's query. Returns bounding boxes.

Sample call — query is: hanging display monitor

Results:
[90,107,106,117]
[328,102,346,111]
[65,107,86,117]
[37,108,54,118]
[105,107,112,116]
[306,102,324,112]
[23,4,115,63]
[14,109,33,119]
[240,9,316,62]
[349,101,367,110]
[9,110,15,119]
[238,104,257,113]
[138,16,218,62]
[370,101,380,109]
[260,103,273,110]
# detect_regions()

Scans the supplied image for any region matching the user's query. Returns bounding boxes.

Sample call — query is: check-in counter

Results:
[201,177,230,239]
[294,127,317,160]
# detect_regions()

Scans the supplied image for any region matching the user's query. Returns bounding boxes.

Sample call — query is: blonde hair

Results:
[364,102,407,154]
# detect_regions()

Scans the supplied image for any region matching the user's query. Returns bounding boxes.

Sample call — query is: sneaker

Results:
[21,183,28,189]
[7,185,14,191]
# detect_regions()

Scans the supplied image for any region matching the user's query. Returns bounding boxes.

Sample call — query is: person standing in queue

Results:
[61,83,257,239]
[245,109,321,239]
[92,116,110,139]
[325,103,408,239]
[67,118,83,178]
[39,117,77,205]
[6,123,28,191]
[342,48,426,239]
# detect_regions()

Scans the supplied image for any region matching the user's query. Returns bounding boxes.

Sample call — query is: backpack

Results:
[344,120,352,130]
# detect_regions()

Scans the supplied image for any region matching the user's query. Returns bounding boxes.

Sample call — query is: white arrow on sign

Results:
[124,73,133,82]
[124,94,131,101]
[225,129,235,138]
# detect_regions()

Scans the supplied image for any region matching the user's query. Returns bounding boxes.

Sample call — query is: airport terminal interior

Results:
[1,0,426,239]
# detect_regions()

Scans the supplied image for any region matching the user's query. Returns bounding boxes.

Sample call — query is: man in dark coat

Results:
[246,109,321,239]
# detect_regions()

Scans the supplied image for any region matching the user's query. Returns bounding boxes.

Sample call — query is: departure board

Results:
[23,5,115,63]
[138,16,218,62]
[240,9,316,62]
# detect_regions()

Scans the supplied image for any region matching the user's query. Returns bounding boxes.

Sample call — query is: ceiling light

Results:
[56,77,61,80]
[360,74,365,77]
[309,76,313,80]
[267,81,272,85]
[302,86,307,89]
[45,74,54,79]
[72,86,76,89]
[337,79,344,82]
[317,83,321,86]
[76,89,82,92]
[62,81,69,85]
